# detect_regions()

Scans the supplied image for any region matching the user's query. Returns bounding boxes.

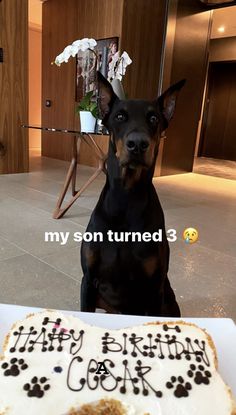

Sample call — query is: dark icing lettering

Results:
[129,334,146,357]
[69,330,84,355]
[135,360,162,397]
[99,359,120,392]
[120,360,140,395]
[102,332,123,354]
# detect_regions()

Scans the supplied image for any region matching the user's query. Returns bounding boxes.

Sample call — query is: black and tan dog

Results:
[80,72,185,316]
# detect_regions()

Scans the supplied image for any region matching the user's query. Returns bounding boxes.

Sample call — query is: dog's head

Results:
[97,72,185,171]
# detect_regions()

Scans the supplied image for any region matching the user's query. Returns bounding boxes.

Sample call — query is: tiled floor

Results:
[194,156,236,180]
[0,151,235,319]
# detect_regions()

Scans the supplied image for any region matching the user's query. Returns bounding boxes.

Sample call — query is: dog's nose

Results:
[126,138,150,153]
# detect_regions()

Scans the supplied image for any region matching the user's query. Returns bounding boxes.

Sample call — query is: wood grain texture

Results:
[42,0,123,163]
[200,62,236,161]
[41,0,78,161]
[121,0,167,100]
[78,135,108,167]
[0,0,28,174]
[160,0,211,176]
[210,37,236,62]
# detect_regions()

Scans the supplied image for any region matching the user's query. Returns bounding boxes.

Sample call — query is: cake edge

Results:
[0,311,235,415]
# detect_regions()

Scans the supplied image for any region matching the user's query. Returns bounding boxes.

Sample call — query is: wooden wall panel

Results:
[199,62,236,161]
[0,0,28,174]
[76,0,123,39]
[42,0,123,164]
[78,135,109,167]
[210,37,236,62]
[42,0,78,161]
[121,0,167,100]
[160,0,211,175]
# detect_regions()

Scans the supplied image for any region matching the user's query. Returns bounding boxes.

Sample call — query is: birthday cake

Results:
[0,311,235,415]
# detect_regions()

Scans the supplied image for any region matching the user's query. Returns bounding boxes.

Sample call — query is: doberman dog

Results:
[80,72,185,316]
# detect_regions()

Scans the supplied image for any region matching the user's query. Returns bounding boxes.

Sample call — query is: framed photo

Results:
[96,37,119,78]
[76,37,119,102]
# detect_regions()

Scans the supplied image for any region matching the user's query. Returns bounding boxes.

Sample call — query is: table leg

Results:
[52,138,78,219]
[53,133,107,219]
[71,136,78,196]
[54,159,105,219]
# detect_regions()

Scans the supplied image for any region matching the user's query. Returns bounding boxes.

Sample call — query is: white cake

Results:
[0,311,235,415]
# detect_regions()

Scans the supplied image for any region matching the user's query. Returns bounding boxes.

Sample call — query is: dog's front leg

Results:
[80,241,99,312]
[80,275,97,312]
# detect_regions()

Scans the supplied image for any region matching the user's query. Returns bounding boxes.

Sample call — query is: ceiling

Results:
[211,5,236,38]
[28,0,42,29]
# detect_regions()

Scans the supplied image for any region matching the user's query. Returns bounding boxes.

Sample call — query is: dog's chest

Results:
[97,236,168,276]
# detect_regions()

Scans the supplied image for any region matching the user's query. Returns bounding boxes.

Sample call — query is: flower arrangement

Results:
[53,37,132,83]
[53,38,132,130]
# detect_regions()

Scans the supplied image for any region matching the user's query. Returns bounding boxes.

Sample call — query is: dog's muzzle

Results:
[121,133,151,168]
[126,133,150,155]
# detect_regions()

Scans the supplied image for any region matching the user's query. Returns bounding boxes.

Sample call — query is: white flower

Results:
[70,44,79,57]
[62,45,73,63]
[54,38,97,66]
[81,38,97,49]
[72,40,82,48]
[80,41,90,51]
[121,51,132,66]
[55,53,65,66]
[108,51,120,81]
[88,38,97,48]
[108,50,132,81]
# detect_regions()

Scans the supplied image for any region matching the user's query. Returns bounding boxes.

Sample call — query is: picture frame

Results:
[96,36,119,78]
[76,37,119,102]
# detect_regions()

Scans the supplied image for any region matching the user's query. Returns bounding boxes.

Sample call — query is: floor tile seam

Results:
[0,182,96,222]
[0,235,80,284]
[40,244,81,261]
[3,173,66,187]
[0,194,90,228]
[0,252,26,263]
[0,185,57,204]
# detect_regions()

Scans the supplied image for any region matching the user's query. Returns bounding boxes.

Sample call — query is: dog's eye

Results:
[115,111,127,122]
[148,114,158,124]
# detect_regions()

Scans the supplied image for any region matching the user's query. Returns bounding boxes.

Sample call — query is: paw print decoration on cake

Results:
[166,375,192,397]
[23,376,50,398]
[1,358,28,377]
[187,363,212,385]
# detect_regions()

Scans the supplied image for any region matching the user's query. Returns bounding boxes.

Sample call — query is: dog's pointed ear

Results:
[97,71,118,120]
[158,79,186,126]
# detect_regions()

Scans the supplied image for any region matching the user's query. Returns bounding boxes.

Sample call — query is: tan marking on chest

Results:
[84,246,96,267]
[143,256,158,276]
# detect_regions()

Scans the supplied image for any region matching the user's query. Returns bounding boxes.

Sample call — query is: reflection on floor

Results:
[194,156,236,180]
[0,151,235,320]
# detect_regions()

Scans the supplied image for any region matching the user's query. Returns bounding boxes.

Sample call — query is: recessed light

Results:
[218,26,225,33]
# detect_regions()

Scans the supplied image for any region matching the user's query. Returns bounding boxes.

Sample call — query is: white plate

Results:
[0,303,235,397]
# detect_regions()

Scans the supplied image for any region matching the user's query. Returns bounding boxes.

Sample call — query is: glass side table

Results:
[22,125,109,219]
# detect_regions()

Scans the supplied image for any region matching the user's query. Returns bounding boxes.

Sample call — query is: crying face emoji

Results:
[183,228,199,244]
